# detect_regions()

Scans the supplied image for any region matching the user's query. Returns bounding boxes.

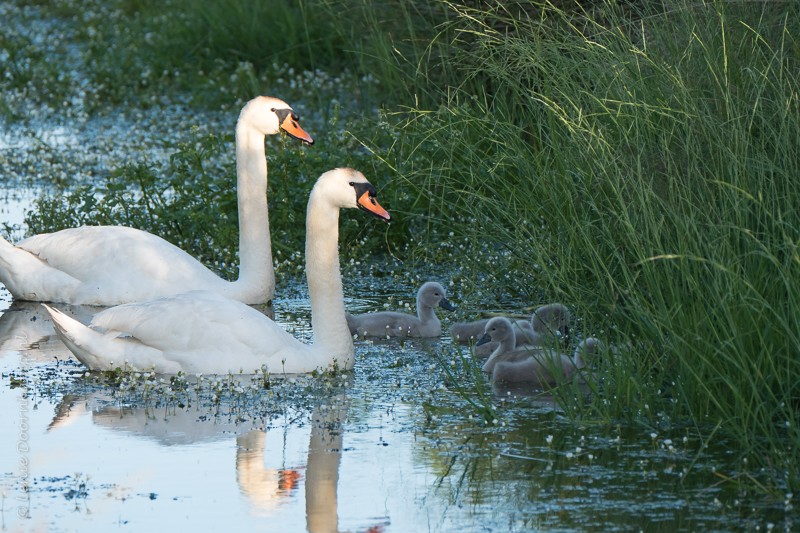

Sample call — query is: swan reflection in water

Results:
[46,383,370,533]
[232,401,348,528]
[0,300,98,360]
[0,299,375,531]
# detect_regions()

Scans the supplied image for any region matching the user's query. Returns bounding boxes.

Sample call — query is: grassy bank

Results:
[5,0,799,493]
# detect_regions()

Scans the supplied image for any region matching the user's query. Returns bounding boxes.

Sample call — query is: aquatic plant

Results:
[433,346,498,425]
[357,0,800,493]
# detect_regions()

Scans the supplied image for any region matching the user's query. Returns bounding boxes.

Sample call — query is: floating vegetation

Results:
[7,356,355,428]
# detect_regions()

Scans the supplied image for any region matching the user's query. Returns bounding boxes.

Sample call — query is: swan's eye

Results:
[348,181,355,186]
[270,108,276,112]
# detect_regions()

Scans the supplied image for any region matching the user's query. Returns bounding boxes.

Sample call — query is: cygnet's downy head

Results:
[418,282,455,311]
[531,302,571,343]
[476,316,515,347]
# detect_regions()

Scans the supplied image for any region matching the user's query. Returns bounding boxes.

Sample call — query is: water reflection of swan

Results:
[305,402,347,533]
[48,389,349,531]
[236,429,303,513]
[0,300,97,361]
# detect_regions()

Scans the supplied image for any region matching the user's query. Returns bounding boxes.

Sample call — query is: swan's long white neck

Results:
[305,188,354,370]
[232,120,274,302]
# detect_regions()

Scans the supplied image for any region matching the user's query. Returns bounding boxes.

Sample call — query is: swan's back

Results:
[91,290,304,373]
[448,319,487,343]
[489,338,601,386]
[18,227,226,304]
[492,356,547,384]
[92,291,298,353]
[481,345,540,374]
[490,347,574,385]
[572,337,603,369]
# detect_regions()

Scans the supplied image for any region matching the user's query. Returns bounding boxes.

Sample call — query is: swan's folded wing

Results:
[90,290,297,354]
[18,227,219,286]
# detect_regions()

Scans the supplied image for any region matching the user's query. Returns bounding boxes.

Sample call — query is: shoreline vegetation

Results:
[2,0,798,496]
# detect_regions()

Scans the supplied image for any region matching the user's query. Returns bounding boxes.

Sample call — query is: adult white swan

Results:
[0,96,314,305]
[43,168,390,375]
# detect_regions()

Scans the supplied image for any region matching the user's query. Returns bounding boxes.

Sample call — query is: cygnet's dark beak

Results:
[439,297,455,311]
[475,332,491,346]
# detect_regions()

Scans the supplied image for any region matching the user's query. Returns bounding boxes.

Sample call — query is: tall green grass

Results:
[364,1,799,489]
[35,0,454,108]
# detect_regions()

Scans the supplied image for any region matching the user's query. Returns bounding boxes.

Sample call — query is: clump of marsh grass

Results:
[364,0,800,489]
